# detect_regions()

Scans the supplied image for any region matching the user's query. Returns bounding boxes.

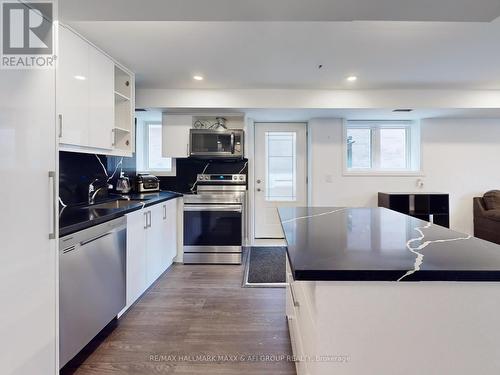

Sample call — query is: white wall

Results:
[137,88,500,110]
[309,118,500,234]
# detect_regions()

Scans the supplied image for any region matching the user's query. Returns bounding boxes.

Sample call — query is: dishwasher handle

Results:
[80,232,112,246]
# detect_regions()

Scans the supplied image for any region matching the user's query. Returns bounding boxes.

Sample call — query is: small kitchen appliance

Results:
[189,129,244,159]
[134,173,160,193]
[115,172,132,194]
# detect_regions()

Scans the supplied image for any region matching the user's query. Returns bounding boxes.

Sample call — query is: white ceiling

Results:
[69,19,500,90]
[61,0,500,22]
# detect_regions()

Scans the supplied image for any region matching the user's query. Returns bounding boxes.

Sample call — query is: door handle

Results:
[58,114,63,138]
[49,171,57,239]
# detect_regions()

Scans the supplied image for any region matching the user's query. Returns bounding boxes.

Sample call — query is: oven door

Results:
[189,130,243,159]
[183,205,242,249]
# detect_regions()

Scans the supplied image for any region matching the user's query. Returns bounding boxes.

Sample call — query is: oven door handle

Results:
[184,205,242,213]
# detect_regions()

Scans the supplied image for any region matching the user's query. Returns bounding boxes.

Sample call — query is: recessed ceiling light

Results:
[346,75,357,82]
[74,75,86,80]
[193,75,204,81]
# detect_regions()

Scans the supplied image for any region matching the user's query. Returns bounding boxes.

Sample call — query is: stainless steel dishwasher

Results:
[59,217,126,368]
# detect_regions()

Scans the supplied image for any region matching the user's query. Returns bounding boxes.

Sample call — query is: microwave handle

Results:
[230,132,235,154]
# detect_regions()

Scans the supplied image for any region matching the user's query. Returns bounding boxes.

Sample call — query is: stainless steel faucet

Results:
[88,179,104,205]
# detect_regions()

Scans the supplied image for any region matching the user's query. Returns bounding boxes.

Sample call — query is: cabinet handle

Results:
[186,143,189,156]
[111,129,115,147]
[289,279,300,307]
[49,171,57,239]
[144,212,148,229]
[58,114,63,138]
[163,205,166,220]
[148,211,152,228]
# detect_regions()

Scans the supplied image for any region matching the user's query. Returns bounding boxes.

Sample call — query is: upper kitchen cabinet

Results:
[162,113,246,158]
[57,26,89,146]
[57,25,135,157]
[113,66,134,155]
[162,114,192,158]
[88,47,115,150]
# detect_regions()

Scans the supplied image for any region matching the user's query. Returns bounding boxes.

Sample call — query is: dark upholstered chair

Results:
[474,190,500,245]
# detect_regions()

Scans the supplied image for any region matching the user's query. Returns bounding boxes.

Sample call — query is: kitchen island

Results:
[279,207,500,375]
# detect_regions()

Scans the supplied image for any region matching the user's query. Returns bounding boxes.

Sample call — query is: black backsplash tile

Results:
[158,158,248,193]
[59,151,134,206]
[60,150,248,205]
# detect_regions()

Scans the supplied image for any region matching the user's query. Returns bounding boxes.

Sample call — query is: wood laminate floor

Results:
[62,256,296,375]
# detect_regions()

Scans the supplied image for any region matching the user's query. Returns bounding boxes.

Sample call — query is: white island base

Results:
[286,261,500,375]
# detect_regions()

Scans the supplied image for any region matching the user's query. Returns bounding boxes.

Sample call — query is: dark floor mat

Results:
[246,247,286,284]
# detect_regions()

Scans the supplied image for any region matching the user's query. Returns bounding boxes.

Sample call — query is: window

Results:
[344,120,420,175]
[265,131,296,201]
[136,121,176,176]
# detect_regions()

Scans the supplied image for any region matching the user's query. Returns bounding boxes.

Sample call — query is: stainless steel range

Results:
[183,173,246,264]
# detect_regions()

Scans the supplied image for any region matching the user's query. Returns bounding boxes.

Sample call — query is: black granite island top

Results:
[59,191,183,237]
[279,207,500,282]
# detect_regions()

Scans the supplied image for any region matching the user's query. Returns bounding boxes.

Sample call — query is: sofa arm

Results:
[473,197,487,217]
[484,210,500,222]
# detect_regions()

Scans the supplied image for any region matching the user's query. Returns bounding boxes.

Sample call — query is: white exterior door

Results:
[254,123,307,238]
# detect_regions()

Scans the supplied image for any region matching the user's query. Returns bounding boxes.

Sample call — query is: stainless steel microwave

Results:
[189,129,244,159]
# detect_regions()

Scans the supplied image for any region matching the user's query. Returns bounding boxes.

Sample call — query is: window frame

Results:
[136,121,176,176]
[342,120,423,177]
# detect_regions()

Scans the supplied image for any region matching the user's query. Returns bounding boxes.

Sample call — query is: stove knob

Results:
[239,176,244,180]
[205,176,209,180]
[233,176,237,180]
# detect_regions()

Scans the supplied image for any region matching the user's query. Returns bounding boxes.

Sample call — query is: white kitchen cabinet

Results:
[160,199,178,269]
[57,25,134,156]
[124,209,148,309]
[1,41,58,373]
[121,198,179,315]
[88,46,115,150]
[162,114,192,158]
[57,25,89,146]
[146,204,165,284]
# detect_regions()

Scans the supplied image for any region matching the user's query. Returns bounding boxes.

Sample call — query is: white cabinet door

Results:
[57,26,89,146]
[164,198,178,265]
[125,210,148,308]
[88,47,114,150]
[162,114,192,158]
[0,53,58,373]
[146,205,165,284]
[159,199,176,270]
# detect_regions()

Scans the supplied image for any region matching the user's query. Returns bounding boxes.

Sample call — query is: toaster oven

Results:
[135,173,159,192]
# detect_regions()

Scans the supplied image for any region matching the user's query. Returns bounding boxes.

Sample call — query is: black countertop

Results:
[279,207,500,282]
[59,191,183,237]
